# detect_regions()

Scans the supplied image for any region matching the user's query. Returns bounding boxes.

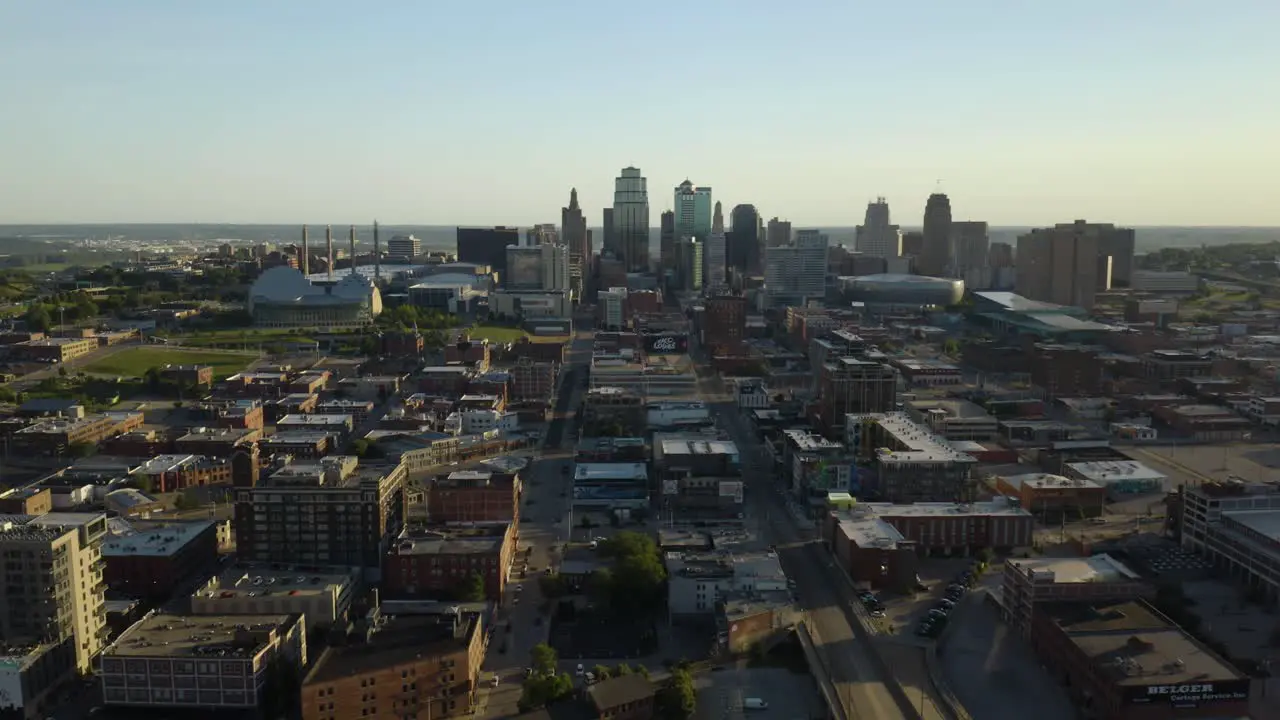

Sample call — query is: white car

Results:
[576,663,585,677]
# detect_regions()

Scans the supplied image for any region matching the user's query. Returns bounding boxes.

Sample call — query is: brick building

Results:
[995,473,1107,521]
[383,523,516,601]
[135,454,233,492]
[509,358,557,402]
[444,339,491,371]
[0,486,53,515]
[158,364,214,387]
[427,471,520,524]
[702,295,747,350]
[1001,555,1151,638]
[101,520,219,599]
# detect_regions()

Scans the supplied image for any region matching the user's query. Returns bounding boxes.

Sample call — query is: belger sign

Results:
[1129,681,1249,705]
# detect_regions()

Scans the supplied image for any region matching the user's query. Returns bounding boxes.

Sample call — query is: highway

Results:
[697,369,908,720]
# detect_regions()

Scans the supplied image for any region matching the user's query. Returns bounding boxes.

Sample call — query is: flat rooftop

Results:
[103,521,214,557]
[831,513,906,549]
[107,613,297,658]
[1046,600,1243,687]
[574,462,648,482]
[1007,554,1141,584]
[1222,509,1280,543]
[907,398,993,419]
[851,412,978,464]
[196,565,355,600]
[305,613,477,684]
[392,525,509,556]
[658,438,739,457]
[277,414,353,426]
[1001,473,1104,491]
[1065,460,1166,484]
[895,359,962,372]
[782,428,842,452]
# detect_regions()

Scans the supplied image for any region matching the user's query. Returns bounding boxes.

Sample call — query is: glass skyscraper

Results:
[613,167,650,272]
[674,179,712,241]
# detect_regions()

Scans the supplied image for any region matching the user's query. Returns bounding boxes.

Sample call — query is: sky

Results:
[1,1,1278,227]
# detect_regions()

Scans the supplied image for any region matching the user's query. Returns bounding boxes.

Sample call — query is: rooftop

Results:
[196,565,356,601]
[106,612,298,658]
[1000,473,1104,491]
[1222,509,1280,543]
[305,612,478,684]
[907,398,993,419]
[1007,554,1141,584]
[574,462,648,482]
[391,524,510,556]
[850,412,978,464]
[277,414,353,427]
[103,521,214,557]
[658,438,739,458]
[1065,460,1166,484]
[895,358,962,372]
[782,428,843,452]
[974,291,1068,313]
[588,674,656,710]
[1046,600,1243,687]
[136,454,210,474]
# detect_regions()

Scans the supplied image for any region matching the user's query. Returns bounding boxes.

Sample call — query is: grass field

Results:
[155,328,316,348]
[81,348,258,378]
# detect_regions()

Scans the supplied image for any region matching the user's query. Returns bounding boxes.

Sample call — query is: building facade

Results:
[613,167,650,273]
[764,230,827,308]
[854,197,901,259]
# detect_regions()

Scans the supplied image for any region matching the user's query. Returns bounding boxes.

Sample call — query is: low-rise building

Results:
[300,607,485,720]
[995,473,1107,520]
[159,364,214,388]
[98,612,306,711]
[11,337,98,363]
[1180,479,1280,605]
[904,398,999,441]
[890,358,964,386]
[1001,555,1150,637]
[258,431,333,459]
[666,550,787,618]
[1030,600,1249,720]
[0,486,53,515]
[1062,460,1166,497]
[276,413,355,438]
[587,674,657,720]
[846,412,977,503]
[134,454,232,493]
[191,565,358,628]
[102,520,219,599]
[315,399,376,421]
[383,523,516,601]
[573,462,649,510]
[1151,404,1251,442]
[174,427,261,456]
[653,437,744,520]
[13,413,121,454]
[427,470,521,524]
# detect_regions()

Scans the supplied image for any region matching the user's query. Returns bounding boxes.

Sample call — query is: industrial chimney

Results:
[349,225,357,274]
[301,225,310,275]
[325,225,334,280]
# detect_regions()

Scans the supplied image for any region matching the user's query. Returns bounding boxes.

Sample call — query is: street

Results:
[696,368,908,720]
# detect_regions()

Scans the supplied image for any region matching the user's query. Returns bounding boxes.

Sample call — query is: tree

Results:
[537,573,567,599]
[23,305,51,332]
[942,339,961,357]
[57,366,67,378]
[68,441,97,458]
[586,568,614,606]
[656,668,696,720]
[592,664,612,681]
[529,643,558,677]
[351,438,371,458]
[596,532,667,614]
[458,572,487,603]
[613,663,634,676]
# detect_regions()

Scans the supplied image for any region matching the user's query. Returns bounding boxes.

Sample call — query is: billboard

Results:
[644,333,689,354]
[1124,680,1250,707]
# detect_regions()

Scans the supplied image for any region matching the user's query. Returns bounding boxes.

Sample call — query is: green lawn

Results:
[155,328,317,348]
[466,325,528,343]
[81,348,258,378]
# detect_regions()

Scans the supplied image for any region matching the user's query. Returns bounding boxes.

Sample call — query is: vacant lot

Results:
[82,348,257,378]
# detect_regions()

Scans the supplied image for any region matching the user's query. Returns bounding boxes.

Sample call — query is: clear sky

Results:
[2,1,1277,227]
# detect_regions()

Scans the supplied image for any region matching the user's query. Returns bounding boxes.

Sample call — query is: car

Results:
[585,672,596,683]
[515,584,523,593]
[492,676,501,688]
[870,610,886,618]
[858,591,876,602]
[576,664,585,677]
[928,609,947,619]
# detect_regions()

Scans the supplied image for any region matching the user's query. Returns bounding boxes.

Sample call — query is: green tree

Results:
[942,339,961,356]
[613,663,634,676]
[656,668,696,720]
[23,305,51,332]
[586,568,614,606]
[592,664,612,681]
[597,532,667,614]
[350,438,371,458]
[458,572,487,602]
[529,643,558,677]
[67,441,97,458]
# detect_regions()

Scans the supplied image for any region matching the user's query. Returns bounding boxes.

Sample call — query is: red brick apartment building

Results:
[1001,555,1152,637]
[702,295,747,350]
[1030,599,1249,720]
[427,471,520,523]
[445,339,491,370]
[102,520,219,599]
[383,523,516,601]
[509,358,557,402]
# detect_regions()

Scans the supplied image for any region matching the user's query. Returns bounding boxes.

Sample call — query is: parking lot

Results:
[1182,579,1278,665]
[694,667,821,720]
[1128,442,1280,488]
[937,593,1075,720]
[869,558,978,639]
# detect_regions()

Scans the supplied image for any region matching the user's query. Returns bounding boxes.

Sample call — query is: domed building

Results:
[839,273,965,308]
[247,266,383,328]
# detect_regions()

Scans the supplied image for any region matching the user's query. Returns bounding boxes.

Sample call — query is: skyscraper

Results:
[527,224,559,246]
[1015,220,1102,310]
[505,243,570,292]
[562,188,589,300]
[704,201,727,294]
[728,204,761,276]
[602,208,616,257]
[1094,225,1137,286]
[949,221,990,286]
[677,237,703,291]
[300,225,310,275]
[457,226,520,279]
[613,167,649,272]
[766,218,792,247]
[673,180,712,240]
[764,230,828,308]
[854,198,901,258]
[659,210,676,275]
[919,193,953,276]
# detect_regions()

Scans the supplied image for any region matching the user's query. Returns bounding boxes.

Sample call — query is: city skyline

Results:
[1,2,1277,226]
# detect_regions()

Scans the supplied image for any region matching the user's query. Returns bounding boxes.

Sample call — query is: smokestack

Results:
[325,225,334,280]
[374,221,381,283]
[349,225,357,274]
[301,225,310,275]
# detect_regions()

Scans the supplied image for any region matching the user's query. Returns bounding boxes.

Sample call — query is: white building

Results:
[764,230,828,308]
[598,287,627,329]
[1130,270,1200,294]
[666,550,787,617]
[490,289,572,320]
[387,234,422,258]
[703,201,727,294]
[191,566,357,627]
[1063,460,1165,496]
[446,409,519,435]
[733,378,772,410]
[855,198,901,258]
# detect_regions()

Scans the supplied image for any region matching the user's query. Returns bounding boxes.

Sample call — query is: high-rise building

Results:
[1015,220,1103,311]
[728,204,761,276]
[0,513,109,677]
[1094,224,1136,287]
[673,180,712,240]
[901,230,925,257]
[677,237,703,291]
[764,230,828,308]
[704,202,727,294]
[703,295,747,348]
[919,193,953,276]
[659,210,676,274]
[602,208,616,257]
[539,242,570,292]
[456,226,520,279]
[388,234,422,259]
[766,217,792,247]
[613,167,650,272]
[562,188,589,300]
[855,198,902,258]
[234,457,408,582]
[950,220,990,288]
[989,242,1014,268]
[505,246,544,290]
[526,224,558,246]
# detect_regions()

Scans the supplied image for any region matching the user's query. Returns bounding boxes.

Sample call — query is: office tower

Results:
[613,167,650,272]
[673,179,712,240]
[387,234,422,259]
[301,225,310,275]
[950,221,990,288]
[1094,224,1136,287]
[919,193,952,276]
[373,220,382,283]
[0,513,109,676]
[1015,220,1103,310]
[704,201,727,294]
[901,230,925,257]
[728,204,761,275]
[506,243,569,292]
[234,457,408,582]
[562,188,589,299]
[854,197,902,258]
[348,225,357,269]
[527,224,558,246]
[457,226,520,278]
[766,217,792,247]
[764,230,828,308]
[540,242,570,292]
[325,225,334,279]
[602,208,616,257]
[677,237,703,291]
[989,242,1014,268]
[659,210,676,274]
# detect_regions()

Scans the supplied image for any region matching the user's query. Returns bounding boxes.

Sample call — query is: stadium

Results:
[247,266,383,328]
[839,273,965,307]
